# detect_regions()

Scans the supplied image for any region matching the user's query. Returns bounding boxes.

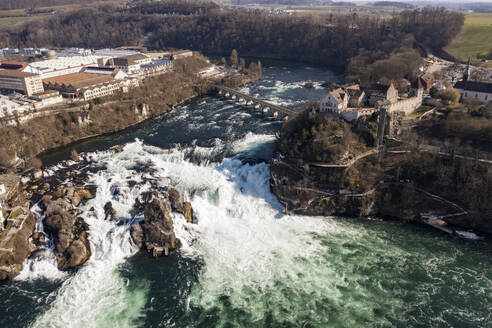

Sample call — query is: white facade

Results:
[457,89,492,103]
[320,90,348,113]
[79,78,139,101]
[117,64,141,75]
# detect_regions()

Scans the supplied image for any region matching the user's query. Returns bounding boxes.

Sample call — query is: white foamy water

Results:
[29,134,334,327]
[30,144,152,328]
[15,249,68,282]
[231,132,276,154]
[21,132,492,328]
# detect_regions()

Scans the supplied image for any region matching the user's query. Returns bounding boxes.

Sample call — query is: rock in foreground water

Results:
[131,197,180,257]
[42,197,91,270]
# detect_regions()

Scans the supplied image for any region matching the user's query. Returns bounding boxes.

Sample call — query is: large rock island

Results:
[270,104,492,235]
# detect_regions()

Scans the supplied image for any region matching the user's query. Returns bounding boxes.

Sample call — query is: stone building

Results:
[417,73,435,91]
[319,88,349,113]
[453,60,492,103]
[454,81,492,103]
[346,87,366,107]
[43,72,138,101]
[113,54,152,75]
[362,83,398,106]
[319,80,423,122]
[0,70,44,96]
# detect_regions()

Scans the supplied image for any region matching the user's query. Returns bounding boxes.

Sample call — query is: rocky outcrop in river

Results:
[42,196,91,270]
[131,196,180,257]
[270,110,492,236]
[131,188,196,257]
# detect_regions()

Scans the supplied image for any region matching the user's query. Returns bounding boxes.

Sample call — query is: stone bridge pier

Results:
[215,85,295,121]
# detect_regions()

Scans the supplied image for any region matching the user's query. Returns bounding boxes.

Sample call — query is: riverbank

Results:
[0,55,258,171]
[0,54,261,280]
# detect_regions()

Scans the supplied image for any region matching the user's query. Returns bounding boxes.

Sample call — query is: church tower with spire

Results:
[463,57,471,82]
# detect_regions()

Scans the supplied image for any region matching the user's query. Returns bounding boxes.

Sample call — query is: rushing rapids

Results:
[0,62,490,328]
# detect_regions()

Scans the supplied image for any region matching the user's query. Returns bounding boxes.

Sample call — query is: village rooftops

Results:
[362,83,393,93]
[419,73,434,87]
[43,72,114,90]
[0,70,38,78]
[454,80,492,94]
[84,66,116,72]
[29,56,101,71]
[346,88,364,98]
[329,88,347,103]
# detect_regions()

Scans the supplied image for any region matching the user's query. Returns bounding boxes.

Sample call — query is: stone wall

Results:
[387,95,422,115]
[341,108,376,122]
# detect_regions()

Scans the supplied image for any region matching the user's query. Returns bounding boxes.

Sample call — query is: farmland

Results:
[445,13,492,67]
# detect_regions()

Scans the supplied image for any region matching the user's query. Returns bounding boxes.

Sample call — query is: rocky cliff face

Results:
[0,174,37,280]
[130,188,196,257]
[0,157,98,280]
[42,196,92,270]
[271,109,492,236]
[270,154,490,234]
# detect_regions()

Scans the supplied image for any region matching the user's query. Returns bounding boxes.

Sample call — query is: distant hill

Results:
[230,0,326,5]
[0,0,109,10]
[331,1,357,6]
[463,2,492,13]
[371,1,415,9]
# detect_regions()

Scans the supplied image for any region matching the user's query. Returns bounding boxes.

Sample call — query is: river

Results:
[0,61,491,328]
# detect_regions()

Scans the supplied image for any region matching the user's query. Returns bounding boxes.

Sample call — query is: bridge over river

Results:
[215,85,297,120]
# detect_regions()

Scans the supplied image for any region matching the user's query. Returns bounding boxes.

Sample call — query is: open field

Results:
[445,13,492,68]
[0,1,125,28]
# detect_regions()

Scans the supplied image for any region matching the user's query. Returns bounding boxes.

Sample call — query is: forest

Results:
[0,1,465,84]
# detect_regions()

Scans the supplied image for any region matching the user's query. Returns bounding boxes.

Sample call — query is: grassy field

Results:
[445,13,492,67]
[0,1,125,28]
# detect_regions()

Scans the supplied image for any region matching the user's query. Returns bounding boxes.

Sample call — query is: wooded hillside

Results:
[0,1,464,83]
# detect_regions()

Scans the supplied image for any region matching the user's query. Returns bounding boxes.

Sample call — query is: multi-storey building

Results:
[43,72,138,101]
[0,70,44,96]
[112,54,152,74]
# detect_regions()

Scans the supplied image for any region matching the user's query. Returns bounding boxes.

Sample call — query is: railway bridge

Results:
[215,85,297,120]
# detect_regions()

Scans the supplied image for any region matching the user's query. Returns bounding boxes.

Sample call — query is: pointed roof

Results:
[328,88,346,103]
